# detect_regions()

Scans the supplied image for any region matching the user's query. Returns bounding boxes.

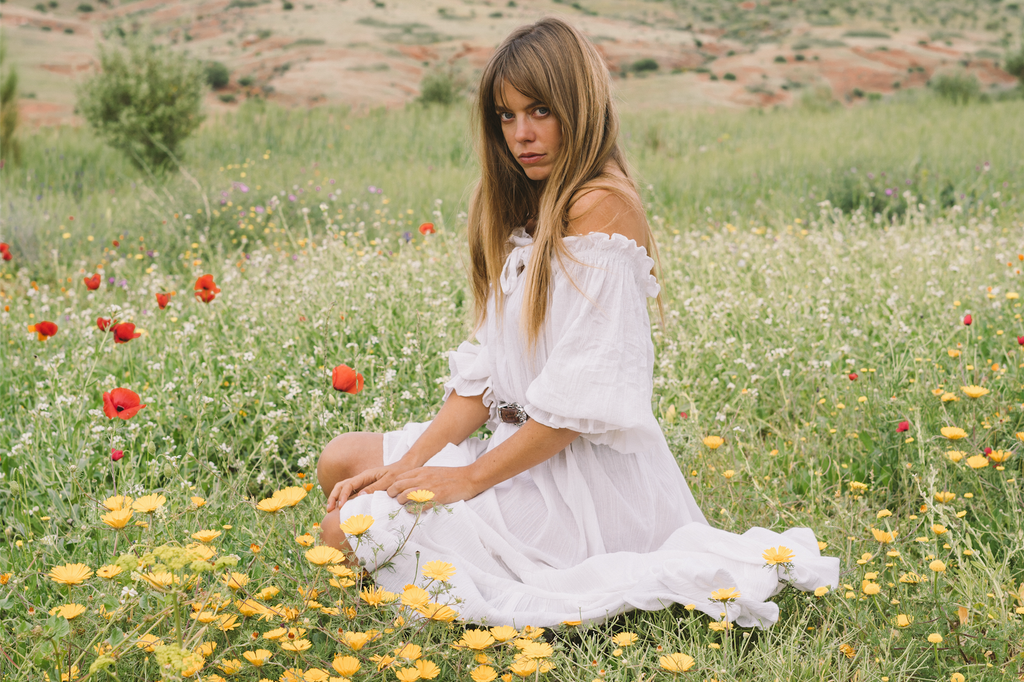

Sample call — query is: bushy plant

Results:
[0,40,20,166]
[77,40,207,172]
[1005,43,1024,83]
[204,60,230,89]
[930,70,981,104]
[417,67,462,106]
[631,57,659,73]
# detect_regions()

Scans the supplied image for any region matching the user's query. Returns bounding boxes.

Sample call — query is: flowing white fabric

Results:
[340,228,839,628]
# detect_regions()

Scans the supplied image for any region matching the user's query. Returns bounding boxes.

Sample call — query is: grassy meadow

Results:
[1,94,1024,681]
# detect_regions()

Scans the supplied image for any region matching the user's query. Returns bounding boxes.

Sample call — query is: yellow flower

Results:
[332,655,361,676]
[931,524,948,535]
[421,560,456,582]
[961,385,989,399]
[702,436,724,450]
[131,494,166,513]
[274,486,308,507]
[941,392,959,402]
[100,506,134,529]
[871,528,897,544]
[966,454,989,469]
[305,546,345,565]
[222,571,249,590]
[951,673,966,682]
[934,491,956,503]
[611,632,638,647]
[400,585,430,610]
[989,450,1012,463]
[946,450,965,463]
[895,614,913,628]
[929,560,947,573]
[181,653,205,677]
[928,633,943,644]
[139,571,177,589]
[658,653,695,673]
[861,581,881,595]
[340,514,375,536]
[722,469,736,479]
[102,495,132,511]
[361,586,399,607]
[196,641,217,657]
[256,496,288,513]
[407,490,435,503]
[848,481,868,492]
[303,670,330,682]
[708,620,732,631]
[813,586,829,597]
[243,649,272,666]
[947,349,961,358]
[454,629,494,650]
[419,602,458,622]
[414,659,440,680]
[295,534,315,547]
[219,659,244,674]
[940,427,967,440]
[520,642,554,659]
[509,658,538,677]
[395,643,422,661]
[490,625,518,642]
[839,643,855,659]
[96,564,123,579]
[49,603,87,620]
[710,587,740,602]
[190,496,206,507]
[341,631,374,651]
[876,509,892,519]
[192,610,219,624]
[280,669,304,682]
[256,586,281,600]
[394,667,421,682]
[470,665,497,682]
[47,563,93,586]
[217,614,240,632]
[136,634,162,652]
[1016,432,1024,442]
[192,529,222,543]
[280,638,312,652]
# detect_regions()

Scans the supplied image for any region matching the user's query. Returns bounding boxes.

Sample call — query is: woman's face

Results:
[497,82,561,182]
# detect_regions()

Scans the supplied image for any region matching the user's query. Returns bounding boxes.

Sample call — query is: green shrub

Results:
[774,55,787,63]
[77,40,206,172]
[76,2,92,10]
[930,70,981,103]
[417,68,462,106]
[631,58,659,72]
[0,42,20,166]
[238,75,254,87]
[723,72,737,80]
[205,61,230,89]
[1006,44,1024,82]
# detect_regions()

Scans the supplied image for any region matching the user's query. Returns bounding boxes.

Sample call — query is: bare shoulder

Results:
[566,184,648,246]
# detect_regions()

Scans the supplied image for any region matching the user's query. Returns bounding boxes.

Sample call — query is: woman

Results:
[317,17,838,628]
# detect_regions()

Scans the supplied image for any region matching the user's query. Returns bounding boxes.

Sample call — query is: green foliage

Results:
[204,60,230,89]
[77,40,207,172]
[631,58,659,73]
[416,67,463,106]
[930,70,982,103]
[0,39,20,166]
[1006,43,1024,82]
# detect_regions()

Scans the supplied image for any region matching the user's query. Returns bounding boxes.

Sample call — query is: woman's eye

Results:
[534,107,550,116]
[498,112,514,121]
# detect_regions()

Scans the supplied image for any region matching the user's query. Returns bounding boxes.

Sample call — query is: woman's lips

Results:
[519,153,544,164]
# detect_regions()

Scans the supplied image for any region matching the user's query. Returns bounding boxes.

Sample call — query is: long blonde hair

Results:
[467,16,659,349]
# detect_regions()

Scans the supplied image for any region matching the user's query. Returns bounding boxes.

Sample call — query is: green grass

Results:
[0,96,1023,681]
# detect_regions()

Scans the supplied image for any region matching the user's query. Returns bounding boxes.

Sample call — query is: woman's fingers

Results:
[327,470,376,510]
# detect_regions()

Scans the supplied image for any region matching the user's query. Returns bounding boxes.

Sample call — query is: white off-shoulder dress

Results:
[341,228,840,628]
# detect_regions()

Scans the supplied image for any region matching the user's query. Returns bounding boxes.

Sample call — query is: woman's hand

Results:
[325,461,417,512]
[385,466,481,506]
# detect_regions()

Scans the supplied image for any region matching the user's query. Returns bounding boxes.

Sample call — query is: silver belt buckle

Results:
[498,402,528,426]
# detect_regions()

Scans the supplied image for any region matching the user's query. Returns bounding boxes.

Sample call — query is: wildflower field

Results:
[1,94,1024,682]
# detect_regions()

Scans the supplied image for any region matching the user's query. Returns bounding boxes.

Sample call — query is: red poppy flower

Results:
[194,274,221,303]
[112,240,119,247]
[418,222,435,235]
[1018,336,1024,346]
[896,420,910,433]
[83,274,101,290]
[1,242,12,261]
[156,292,173,309]
[112,322,141,344]
[963,314,972,326]
[111,449,124,462]
[28,321,58,341]
[848,373,858,381]
[332,365,365,394]
[102,388,146,420]
[983,447,993,455]
[97,317,116,332]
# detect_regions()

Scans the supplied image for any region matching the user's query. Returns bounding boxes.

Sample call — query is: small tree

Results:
[417,67,463,106]
[77,40,206,172]
[0,40,21,166]
[1005,42,1024,85]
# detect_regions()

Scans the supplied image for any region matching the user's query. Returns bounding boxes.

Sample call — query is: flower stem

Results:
[171,590,184,649]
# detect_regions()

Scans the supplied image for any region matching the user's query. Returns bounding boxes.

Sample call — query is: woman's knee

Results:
[316,432,384,493]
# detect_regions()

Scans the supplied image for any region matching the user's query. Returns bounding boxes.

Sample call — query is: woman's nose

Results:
[515,117,534,143]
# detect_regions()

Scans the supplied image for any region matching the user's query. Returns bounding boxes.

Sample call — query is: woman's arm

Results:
[381,419,579,504]
[325,392,490,510]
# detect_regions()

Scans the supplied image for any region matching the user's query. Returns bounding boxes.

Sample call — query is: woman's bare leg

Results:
[317,432,384,553]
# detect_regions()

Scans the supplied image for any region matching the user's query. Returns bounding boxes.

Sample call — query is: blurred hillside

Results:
[2,0,1021,126]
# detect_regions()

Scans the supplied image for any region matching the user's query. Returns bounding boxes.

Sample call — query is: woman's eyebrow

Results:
[495,100,545,112]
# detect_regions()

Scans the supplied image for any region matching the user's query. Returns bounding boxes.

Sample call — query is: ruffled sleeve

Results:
[442,325,498,425]
[523,233,665,455]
